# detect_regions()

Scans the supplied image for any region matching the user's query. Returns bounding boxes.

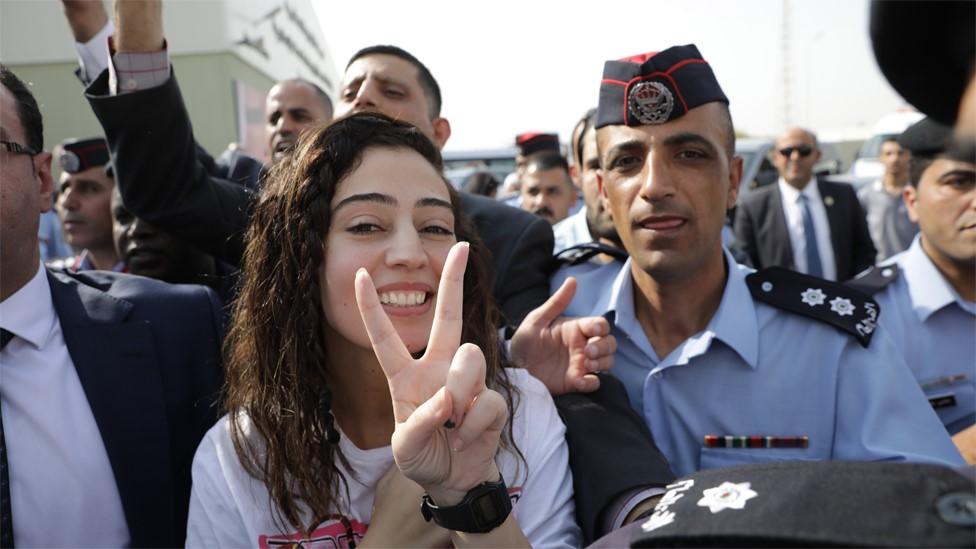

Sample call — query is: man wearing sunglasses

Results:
[733,128,876,281]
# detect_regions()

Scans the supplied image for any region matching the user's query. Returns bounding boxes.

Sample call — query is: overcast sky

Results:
[314,0,910,151]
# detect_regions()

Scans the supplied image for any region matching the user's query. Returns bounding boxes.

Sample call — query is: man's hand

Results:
[62,0,109,43]
[952,424,976,464]
[510,277,616,395]
[113,0,163,52]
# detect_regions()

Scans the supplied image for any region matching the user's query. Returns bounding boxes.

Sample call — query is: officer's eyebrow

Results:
[937,167,976,182]
[662,132,719,155]
[603,139,645,162]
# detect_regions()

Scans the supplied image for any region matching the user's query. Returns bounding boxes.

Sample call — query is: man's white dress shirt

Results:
[778,177,837,280]
[0,264,129,547]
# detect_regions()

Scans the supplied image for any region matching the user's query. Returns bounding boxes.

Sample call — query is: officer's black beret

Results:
[596,44,728,130]
[515,132,560,156]
[59,137,112,176]
[898,117,954,158]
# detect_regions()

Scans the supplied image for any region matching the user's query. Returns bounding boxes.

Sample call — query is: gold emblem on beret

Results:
[629,81,674,125]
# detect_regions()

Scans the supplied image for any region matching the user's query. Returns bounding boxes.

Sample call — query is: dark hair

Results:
[224,111,519,534]
[280,78,334,119]
[718,103,736,156]
[571,108,597,168]
[0,64,43,153]
[527,151,570,173]
[909,155,936,187]
[462,171,501,197]
[347,45,443,117]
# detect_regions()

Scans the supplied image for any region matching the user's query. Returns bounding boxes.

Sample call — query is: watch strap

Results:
[420,478,513,534]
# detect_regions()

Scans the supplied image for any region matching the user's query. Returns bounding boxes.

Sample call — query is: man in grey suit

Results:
[733,127,876,281]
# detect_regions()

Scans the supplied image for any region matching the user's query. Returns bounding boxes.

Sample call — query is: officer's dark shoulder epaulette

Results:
[846,264,900,295]
[746,267,879,348]
[554,242,628,266]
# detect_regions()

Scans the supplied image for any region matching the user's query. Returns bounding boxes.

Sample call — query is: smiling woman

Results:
[184,112,580,547]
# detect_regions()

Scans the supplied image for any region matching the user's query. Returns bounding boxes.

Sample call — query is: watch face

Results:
[474,494,500,523]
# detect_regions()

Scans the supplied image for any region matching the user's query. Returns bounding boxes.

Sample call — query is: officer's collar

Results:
[605,250,759,369]
[900,235,976,319]
[700,250,760,369]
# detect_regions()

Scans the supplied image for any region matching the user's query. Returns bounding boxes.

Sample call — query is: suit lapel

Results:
[768,185,795,268]
[47,271,174,546]
[818,180,847,277]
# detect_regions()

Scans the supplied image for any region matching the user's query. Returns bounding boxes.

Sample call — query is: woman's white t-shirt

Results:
[186,368,581,547]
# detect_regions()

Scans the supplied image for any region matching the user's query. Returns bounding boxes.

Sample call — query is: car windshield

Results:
[856,134,898,160]
[739,150,756,169]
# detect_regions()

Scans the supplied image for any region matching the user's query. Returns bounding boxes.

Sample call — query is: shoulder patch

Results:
[846,264,900,295]
[44,257,73,271]
[747,267,879,347]
[555,242,628,266]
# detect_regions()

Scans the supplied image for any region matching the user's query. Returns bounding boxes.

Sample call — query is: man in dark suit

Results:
[733,127,876,281]
[80,1,554,328]
[0,64,222,547]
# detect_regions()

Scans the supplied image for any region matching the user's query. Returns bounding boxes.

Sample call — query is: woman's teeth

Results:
[379,291,427,306]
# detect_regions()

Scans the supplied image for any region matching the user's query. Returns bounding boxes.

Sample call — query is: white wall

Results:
[1,0,337,92]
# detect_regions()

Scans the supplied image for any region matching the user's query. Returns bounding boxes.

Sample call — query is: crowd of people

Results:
[1,0,974,547]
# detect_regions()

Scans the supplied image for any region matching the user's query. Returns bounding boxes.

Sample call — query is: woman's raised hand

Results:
[354,242,508,505]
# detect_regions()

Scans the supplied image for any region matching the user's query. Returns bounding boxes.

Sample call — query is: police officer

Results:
[850,117,976,463]
[49,137,122,272]
[558,44,962,479]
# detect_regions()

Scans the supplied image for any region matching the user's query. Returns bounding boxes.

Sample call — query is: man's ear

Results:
[33,151,54,213]
[569,164,582,189]
[903,185,920,223]
[727,155,744,208]
[432,117,451,149]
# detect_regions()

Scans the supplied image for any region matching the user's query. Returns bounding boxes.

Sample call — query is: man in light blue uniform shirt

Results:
[559,44,962,478]
[851,118,975,461]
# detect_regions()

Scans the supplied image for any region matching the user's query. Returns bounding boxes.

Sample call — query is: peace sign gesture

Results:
[354,241,508,506]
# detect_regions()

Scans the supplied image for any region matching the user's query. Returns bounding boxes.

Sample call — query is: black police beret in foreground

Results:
[629,460,975,548]
[59,137,111,175]
[596,44,728,130]
[899,117,954,158]
[871,0,975,125]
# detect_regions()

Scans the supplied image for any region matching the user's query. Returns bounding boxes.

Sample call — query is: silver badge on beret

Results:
[629,81,675,125]
[59,150,80,174]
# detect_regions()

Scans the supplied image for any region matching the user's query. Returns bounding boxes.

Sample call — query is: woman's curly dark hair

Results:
[222,112,521,534]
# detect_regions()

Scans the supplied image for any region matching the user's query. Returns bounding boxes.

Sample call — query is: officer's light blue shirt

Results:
[559,249,963,477]
[873,236,976,434]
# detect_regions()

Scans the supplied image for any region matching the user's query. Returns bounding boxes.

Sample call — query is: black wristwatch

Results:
[420,479,513,534]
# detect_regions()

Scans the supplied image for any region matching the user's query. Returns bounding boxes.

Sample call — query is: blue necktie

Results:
[798,194,823,277]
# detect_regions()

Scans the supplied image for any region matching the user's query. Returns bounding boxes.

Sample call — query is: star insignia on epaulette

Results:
[801,288,826,307]
[829,297,855,316]
[746,267,880,347]
[697,481,757,513]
